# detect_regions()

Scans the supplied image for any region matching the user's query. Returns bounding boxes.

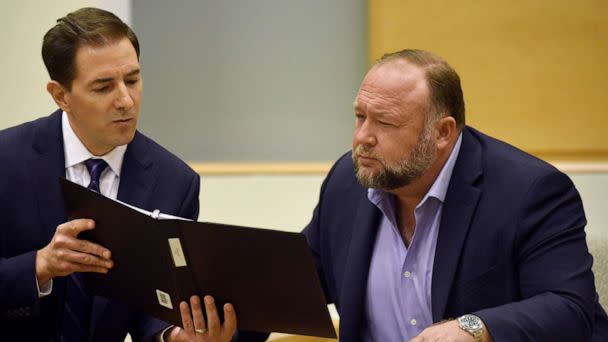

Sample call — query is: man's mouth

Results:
[113,118,133,123]
[357,154,376,161]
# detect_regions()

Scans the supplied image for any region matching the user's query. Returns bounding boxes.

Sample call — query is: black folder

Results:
[60,178,336,338]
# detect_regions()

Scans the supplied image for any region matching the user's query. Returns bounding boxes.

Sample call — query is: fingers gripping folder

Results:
[60,177,336,338]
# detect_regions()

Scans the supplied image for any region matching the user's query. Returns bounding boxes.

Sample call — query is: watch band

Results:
[470,328,483,342]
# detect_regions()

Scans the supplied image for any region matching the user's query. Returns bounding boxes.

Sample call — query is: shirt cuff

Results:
[157,325,175,342]
[36,277,53,298]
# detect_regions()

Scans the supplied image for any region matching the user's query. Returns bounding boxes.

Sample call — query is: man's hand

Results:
[35,218,113,285]
[410,320,474,342]
[166,295,236,342]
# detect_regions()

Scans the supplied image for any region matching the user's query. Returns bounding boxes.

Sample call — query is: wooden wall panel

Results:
[369,0,608,160]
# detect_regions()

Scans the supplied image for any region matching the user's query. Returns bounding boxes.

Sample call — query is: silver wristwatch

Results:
[457,314,484,342]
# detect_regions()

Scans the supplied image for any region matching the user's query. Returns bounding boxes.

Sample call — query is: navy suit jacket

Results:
[0,109,201,341]
[303,127,608,341]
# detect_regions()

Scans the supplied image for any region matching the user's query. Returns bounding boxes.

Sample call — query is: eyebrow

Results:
[89,68,141,86]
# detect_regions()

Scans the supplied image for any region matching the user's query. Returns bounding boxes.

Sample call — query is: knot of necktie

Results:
[85,159,108,193]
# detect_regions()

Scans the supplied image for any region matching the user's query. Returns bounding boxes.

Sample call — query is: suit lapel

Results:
[339,194,381,342]
[431,128,482,321]
[116,132,155,208]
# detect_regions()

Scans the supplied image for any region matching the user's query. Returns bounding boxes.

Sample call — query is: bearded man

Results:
[301,49,608,342]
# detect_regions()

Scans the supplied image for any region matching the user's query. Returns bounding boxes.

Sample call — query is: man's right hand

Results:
[35,218,113,285]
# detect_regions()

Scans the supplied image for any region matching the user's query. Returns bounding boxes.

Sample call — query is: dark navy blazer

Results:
[303,127,608,341]
[0,109,200,341]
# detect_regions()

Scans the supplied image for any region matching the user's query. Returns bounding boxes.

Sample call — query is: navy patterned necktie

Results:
[61,158,108,341]
[85,159,108,193]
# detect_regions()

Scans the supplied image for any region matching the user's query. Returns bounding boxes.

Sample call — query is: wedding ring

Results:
[195,328,207,334]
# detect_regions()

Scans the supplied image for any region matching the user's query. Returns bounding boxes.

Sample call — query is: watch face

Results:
[460,314,482,330]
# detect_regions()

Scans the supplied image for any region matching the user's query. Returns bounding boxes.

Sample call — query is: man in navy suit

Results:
[303,49,608,341]
[0,7,235,342]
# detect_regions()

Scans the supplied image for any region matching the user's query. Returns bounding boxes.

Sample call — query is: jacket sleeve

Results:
[302,157,345,306]
[0,251,43,317]
[476,171,596,341]
[178,172,201,221]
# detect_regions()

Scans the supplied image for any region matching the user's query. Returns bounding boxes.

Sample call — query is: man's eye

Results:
[94,86,110,93]
[126,79,139,85]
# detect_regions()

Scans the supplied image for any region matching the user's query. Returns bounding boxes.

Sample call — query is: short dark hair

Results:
[41,7,140,89]
[377,49,465,128]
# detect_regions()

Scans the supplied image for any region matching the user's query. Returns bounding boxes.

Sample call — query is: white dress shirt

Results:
[62,112,126,199]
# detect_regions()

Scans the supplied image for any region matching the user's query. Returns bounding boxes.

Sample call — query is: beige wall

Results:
[1,0,97,129]
[1,0,128,130]
[199,175,322,231]
[369,0,608,161]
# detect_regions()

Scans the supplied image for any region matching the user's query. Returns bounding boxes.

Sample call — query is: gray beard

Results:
[353,126,435,190]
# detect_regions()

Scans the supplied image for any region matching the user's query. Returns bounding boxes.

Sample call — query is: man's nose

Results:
[114,83,134,111]
[353,120,377,147]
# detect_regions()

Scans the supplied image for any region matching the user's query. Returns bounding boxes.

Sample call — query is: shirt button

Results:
[403,271,412,278]
[410,318,417,326]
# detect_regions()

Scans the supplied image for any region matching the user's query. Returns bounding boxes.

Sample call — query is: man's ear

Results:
[47,81,70,112]
[435,115,457,150]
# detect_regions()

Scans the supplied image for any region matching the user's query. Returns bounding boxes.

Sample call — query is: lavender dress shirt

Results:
[364,134,462,341]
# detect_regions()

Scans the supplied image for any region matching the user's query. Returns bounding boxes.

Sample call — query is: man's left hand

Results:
[409,320,474,342]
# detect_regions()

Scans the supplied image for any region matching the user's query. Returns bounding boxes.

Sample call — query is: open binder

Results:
[60,178,336,338]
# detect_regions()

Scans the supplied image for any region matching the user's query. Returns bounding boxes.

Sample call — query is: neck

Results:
[388,138,457,245]
[82,139,113,156]
[65,114,114,156]
[390,170,439,247]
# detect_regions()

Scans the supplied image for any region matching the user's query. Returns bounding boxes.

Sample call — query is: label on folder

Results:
[156,289,173,309]
[168,238,187,267]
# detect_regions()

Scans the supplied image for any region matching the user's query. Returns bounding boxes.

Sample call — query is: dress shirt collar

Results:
[61,111,127,176]
[368,132,463,206]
